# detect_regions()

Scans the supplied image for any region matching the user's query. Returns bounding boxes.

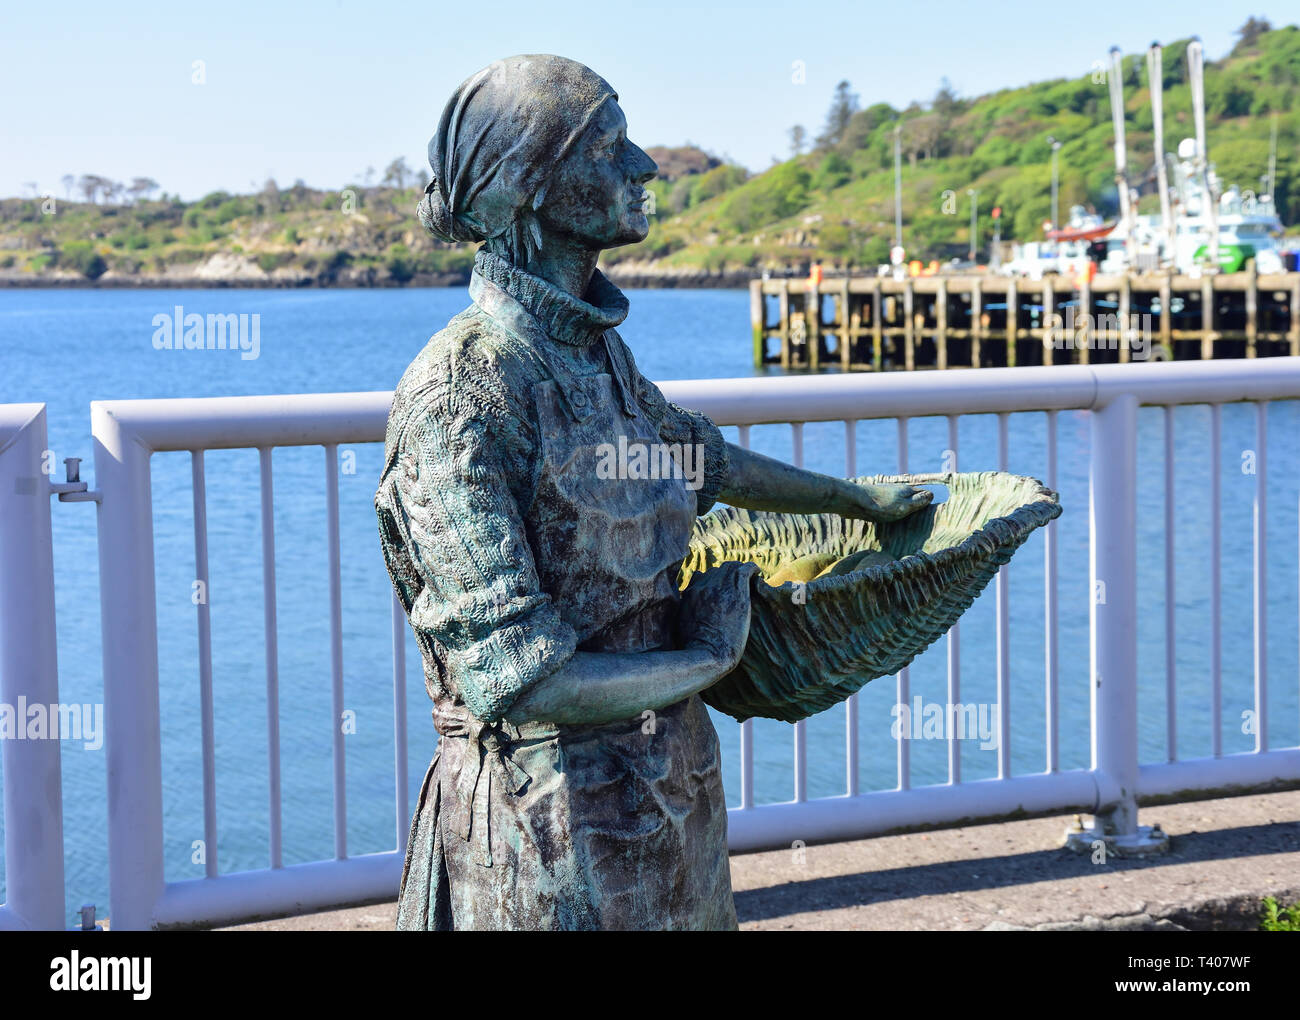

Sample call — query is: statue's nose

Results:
[628,143,657,184]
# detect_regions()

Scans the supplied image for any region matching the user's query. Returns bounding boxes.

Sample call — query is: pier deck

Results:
[751,268,1300,371]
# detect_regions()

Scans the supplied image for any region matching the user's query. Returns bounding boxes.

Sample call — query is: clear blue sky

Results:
[0,0,1278,200]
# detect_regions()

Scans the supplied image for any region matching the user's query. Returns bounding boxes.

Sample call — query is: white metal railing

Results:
[71,358,1300,927]
[0,404,65,930]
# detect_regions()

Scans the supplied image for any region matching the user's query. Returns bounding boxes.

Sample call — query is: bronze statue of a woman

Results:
[375,54,931,931]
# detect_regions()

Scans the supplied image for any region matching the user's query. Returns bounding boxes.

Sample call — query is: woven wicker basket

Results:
[678,471,1061,722]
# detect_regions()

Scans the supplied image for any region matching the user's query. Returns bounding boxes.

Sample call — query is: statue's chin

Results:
[605,217,650,250]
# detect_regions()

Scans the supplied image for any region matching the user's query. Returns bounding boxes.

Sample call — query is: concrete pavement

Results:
[221,789,1300,931]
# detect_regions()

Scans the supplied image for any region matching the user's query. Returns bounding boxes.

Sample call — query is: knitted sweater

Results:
[375,250,729,723]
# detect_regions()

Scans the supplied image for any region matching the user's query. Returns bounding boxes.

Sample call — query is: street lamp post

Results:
[893,122,903,254]
[1048,136,1062,231]
[967,188,978,262]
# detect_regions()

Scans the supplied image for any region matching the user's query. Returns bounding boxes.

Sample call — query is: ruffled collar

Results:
[471,249,628,347]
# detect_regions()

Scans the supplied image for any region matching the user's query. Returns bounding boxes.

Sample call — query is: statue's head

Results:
[418,55,658,264]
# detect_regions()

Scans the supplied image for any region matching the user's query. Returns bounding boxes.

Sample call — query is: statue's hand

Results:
[845,482,934,523]
[677,561,757,671]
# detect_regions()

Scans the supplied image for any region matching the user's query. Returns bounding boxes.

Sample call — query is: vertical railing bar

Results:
[845,694,859,798]
[1164,407,1177,763]
[738,722,754,811]
[844,419,859,796]
[996,413,1010,779]
[1253,401,1268,753]
[391,592,409,851]
[1045,410,1059,773]
[896,417,910,791]
[791,421,806,803]
[324,443,347,859]
[793,719,807,803]
[95,405,163,930]
[0,405,66,929]
[1090,394,1141,837]
[257,447,282,870]
[945,415,961,785]
[737,423,753,809]
[1210,404,1222,758]
[191,450,218,879]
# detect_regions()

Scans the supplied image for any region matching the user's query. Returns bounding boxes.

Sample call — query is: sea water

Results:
[1,287,1297,924]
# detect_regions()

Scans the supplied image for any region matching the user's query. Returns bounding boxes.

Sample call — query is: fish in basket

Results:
[677,471,1062,722]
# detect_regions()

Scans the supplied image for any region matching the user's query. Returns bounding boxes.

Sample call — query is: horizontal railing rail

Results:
[85,357,1300,928]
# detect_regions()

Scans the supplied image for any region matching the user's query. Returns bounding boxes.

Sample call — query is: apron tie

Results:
[442,709,531,868]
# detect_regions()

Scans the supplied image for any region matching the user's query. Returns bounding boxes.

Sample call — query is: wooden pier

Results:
[750,266,1300,370]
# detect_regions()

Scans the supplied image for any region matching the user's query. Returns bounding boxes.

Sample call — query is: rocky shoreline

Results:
[0,253,756,290]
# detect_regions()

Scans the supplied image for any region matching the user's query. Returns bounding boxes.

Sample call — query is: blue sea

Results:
[1,286,1298,926]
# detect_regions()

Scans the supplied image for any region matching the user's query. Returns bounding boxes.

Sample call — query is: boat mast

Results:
[1187,38,1220,268]
[1107,46,1136,265]
[1147,42,1174,260]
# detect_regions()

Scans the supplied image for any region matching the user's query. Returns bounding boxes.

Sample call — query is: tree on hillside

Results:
[901,114,945,164]
[1233,16,1272,53]
[77,174,108,204]
[60,174,74,199]
[932,77,960,119]
[128,177,159,203]
[837,102,897,155]
[788,125,807,157]
[817,80,859,149]
[383,157,413,189]
[260,178,281,214]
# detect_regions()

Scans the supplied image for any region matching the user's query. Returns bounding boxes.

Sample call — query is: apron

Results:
[396,358,737,931]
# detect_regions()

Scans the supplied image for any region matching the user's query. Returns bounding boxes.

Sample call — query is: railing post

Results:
[0,404,66,930]
[92,403,166,929]
[1076,391,1167,856]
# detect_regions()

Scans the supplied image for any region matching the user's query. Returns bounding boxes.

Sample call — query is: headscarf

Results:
[418,55,617,245]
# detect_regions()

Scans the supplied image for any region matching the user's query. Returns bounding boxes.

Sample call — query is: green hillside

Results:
[608,21,1300,274]
[1,21,1297,285]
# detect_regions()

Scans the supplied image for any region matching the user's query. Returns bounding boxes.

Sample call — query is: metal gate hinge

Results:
[49,457,101,504]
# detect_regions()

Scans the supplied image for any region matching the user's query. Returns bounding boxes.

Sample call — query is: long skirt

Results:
[396,693,737,931]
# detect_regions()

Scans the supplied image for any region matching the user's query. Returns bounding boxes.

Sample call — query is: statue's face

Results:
[537,99,657,250]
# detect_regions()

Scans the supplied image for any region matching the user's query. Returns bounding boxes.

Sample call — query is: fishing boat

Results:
[1003,38,1291,278]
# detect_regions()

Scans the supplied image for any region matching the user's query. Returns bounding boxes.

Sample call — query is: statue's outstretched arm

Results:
[718,443,933,523]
